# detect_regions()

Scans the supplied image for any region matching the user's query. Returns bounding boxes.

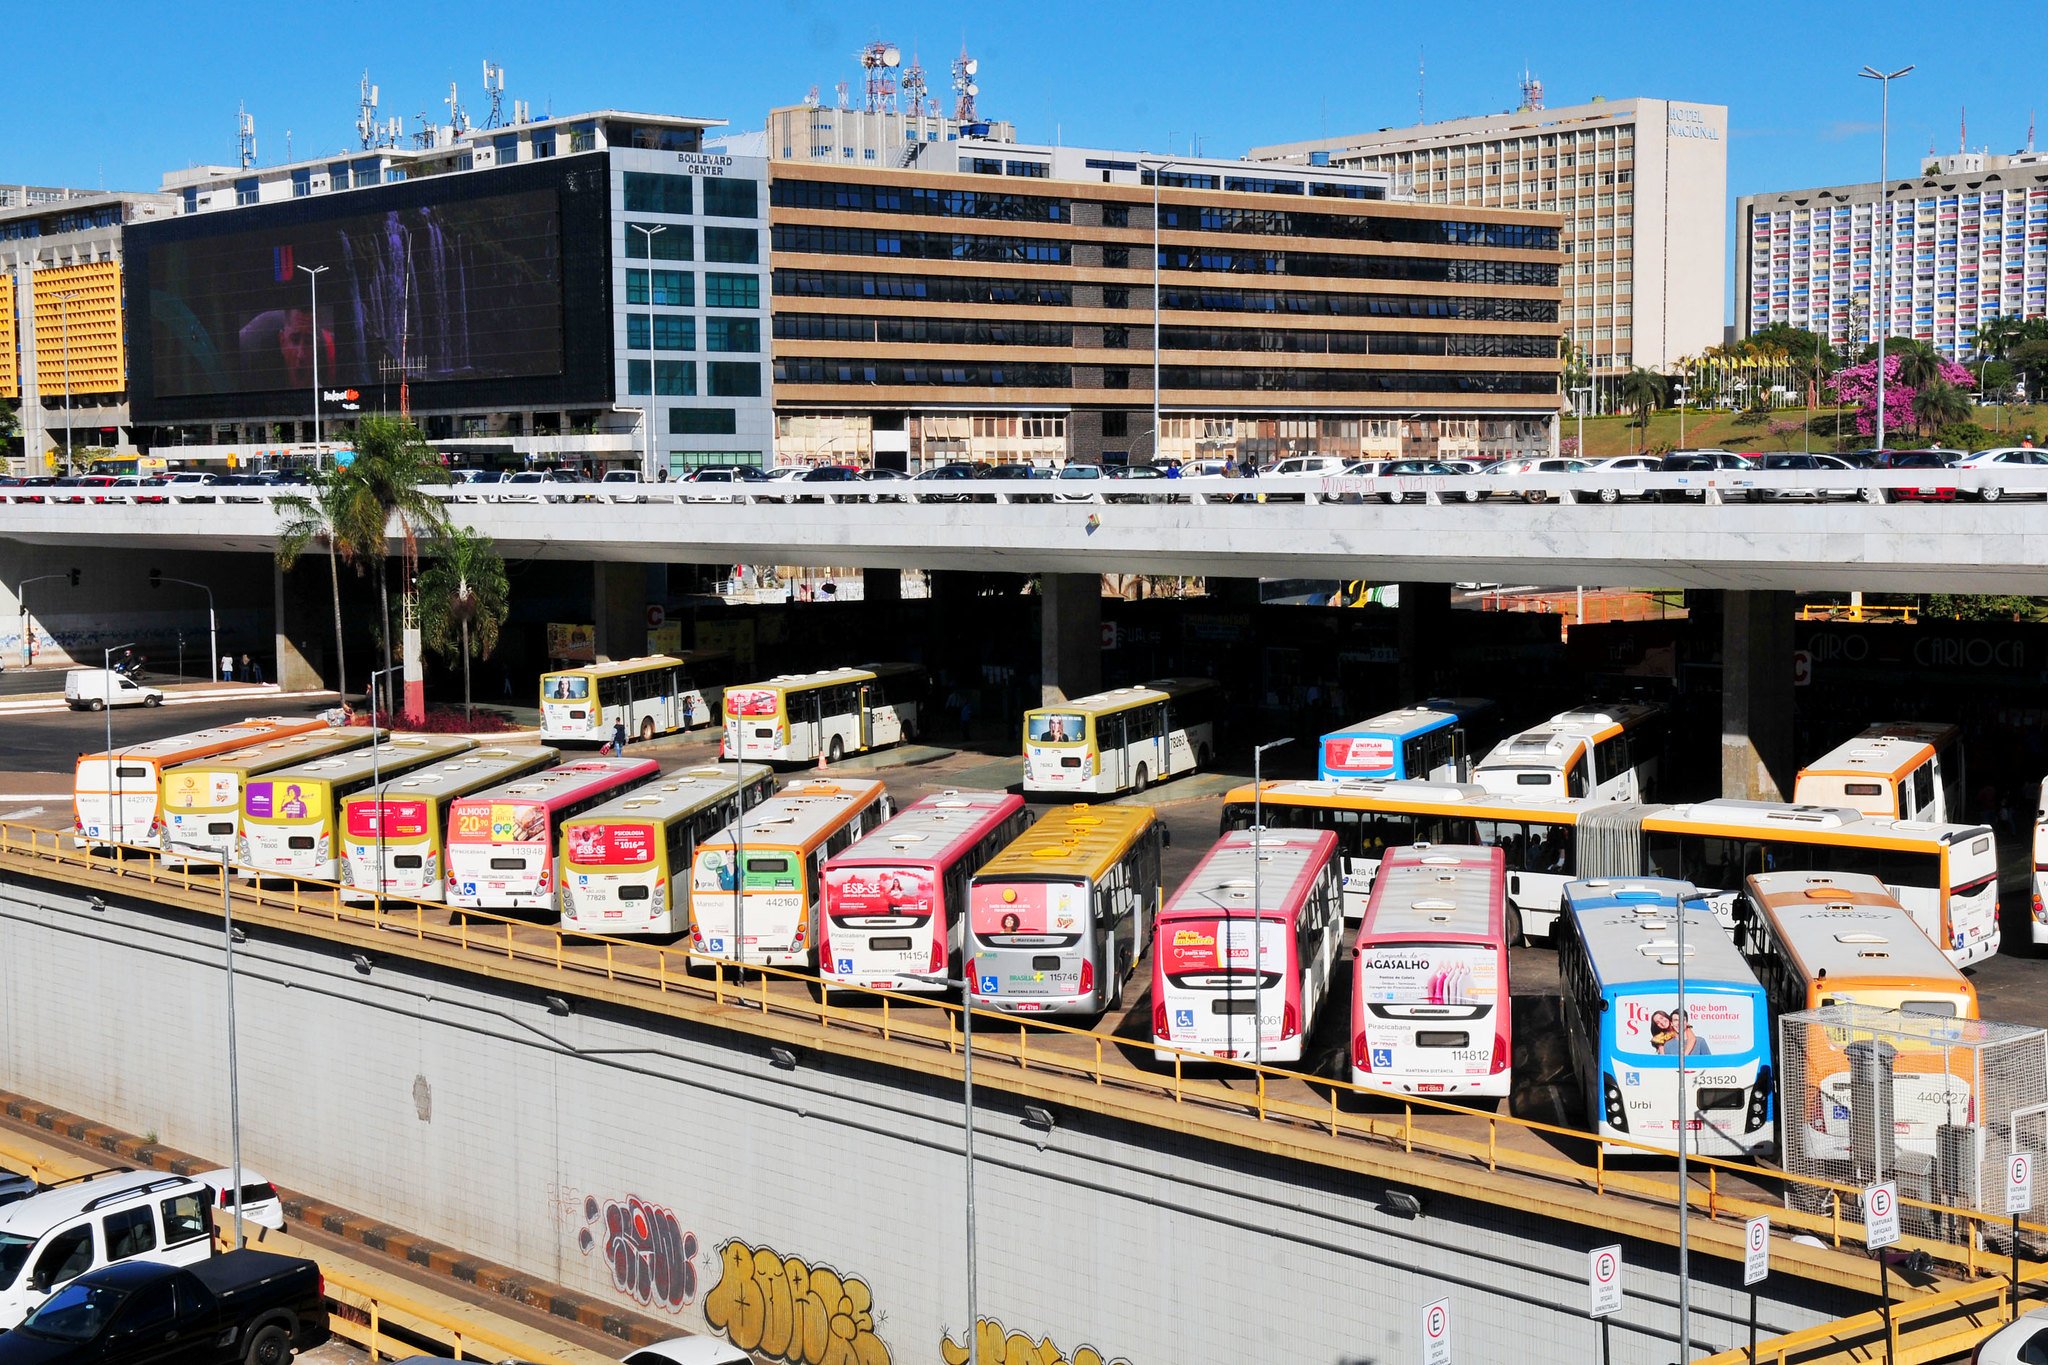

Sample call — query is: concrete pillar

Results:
[1721,588,1795,801]
[1396,581,1453,702]
[1039,572,1102,704]
[271,561,323,692]
[592,562,648,663]
[863,568,901,604]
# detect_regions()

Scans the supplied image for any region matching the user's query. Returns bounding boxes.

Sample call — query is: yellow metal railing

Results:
[1693,1259,2044,1364]
[1797,602,1918,624]
[8,819,2041,1283]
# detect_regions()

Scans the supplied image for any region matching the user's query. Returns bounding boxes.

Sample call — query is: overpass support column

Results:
[1397,582,1452,701]
[1721,589,1795,801]
[592,562,648,663]
[271,562,323,692]
[863,568,901,604]
[1039,573,1101,704]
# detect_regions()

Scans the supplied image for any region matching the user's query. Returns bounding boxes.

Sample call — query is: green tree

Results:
[417,525,510,724]
[1923,594,2048,622]
[1618,367,1666,450]
[344,417,451,718]
[1892,339,1945,395]
[1911,379,1971,438]
[275,472,365,702]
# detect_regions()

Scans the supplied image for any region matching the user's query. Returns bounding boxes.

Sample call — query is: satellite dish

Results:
[964,57,979,75]
[883,45,901,67]
[967,82,980,95]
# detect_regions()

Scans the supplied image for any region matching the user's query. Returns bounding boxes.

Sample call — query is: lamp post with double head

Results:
[297,265,328,467]
[1251,736,1295,1069]
[629,224,667,482]
[1858,63,1914,451]
[901,969,980,1365]
[101,641,135,847]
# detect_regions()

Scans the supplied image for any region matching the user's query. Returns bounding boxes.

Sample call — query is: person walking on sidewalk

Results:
[219,654,234,682]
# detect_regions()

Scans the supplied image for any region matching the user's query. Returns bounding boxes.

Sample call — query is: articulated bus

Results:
[1738,871,1979,1018]
[74,716,333,849]
[968,805,1165,1016]
[722,665,924,766]
[338,746,560,904]
[1220,779,1600,936]
[1151,829,1342,1065]
[445,758,662,915]
[1558,878,1774,1157]
[539,653,731,745]
[1350,844,1512,1099]
[557,764,778,935]
[1791,721,1964,823]
[161,727,380,868]
[820,790,1033,995]
[688,779,894,967]
[1022,678,1220,798]
[239,736,477,882]
[1472,703,1667,803]
[1319,699,1499,782]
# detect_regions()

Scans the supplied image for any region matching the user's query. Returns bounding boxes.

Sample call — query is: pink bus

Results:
[819,790,1032,995]
[1150,828,1344,1065]
[1350,843,1512,1099]
[445,758,661,915]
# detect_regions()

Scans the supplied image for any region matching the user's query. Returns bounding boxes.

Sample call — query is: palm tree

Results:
[418,525,510,724]
[275,474,363,704]
[1912,378,1971,438]
[330,416,450,718]
[1892,339,1945,395]
[1618,368,1666,451]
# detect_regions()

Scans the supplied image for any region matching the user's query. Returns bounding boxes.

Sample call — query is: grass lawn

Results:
[1562,405,2048,457]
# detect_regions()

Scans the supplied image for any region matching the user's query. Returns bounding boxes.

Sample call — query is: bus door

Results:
[1101,713,1129,790]
[859,683,873,751]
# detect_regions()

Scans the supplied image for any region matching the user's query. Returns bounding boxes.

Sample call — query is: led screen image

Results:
[146,187,562,399]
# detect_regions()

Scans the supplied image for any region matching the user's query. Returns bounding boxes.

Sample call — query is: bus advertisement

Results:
[160,728,379,868]
[338,746,560,903]
[557,764,778,935]
[239,736,477,882]
[446,758,661,914]
[74,715,332,849]
[1318,699,1499,782]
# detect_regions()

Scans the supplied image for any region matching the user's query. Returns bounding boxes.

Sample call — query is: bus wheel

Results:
[828,736,845,765]
[1505,905,1524,949]
[640,717,656,742]
[1132,764,1149,793]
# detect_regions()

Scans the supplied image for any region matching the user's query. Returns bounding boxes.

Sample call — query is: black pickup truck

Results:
[0,1250,326,1365]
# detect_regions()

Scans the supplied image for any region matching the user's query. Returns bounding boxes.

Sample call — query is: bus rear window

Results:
[1901,1000,1959,1017]
[544,676,590,701]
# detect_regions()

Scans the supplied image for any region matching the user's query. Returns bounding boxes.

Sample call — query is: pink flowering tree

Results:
[1827,352,1973,436]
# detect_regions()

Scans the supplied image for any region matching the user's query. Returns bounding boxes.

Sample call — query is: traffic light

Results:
[148,569,162,590]
[66,568,79,587]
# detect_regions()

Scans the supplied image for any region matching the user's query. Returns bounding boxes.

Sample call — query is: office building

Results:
[1737,150,2048,362]
[768,141,1561,467]
[1247,93,1726,403]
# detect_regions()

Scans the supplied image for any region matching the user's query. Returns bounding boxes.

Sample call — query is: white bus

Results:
[1472,703,1667,803]
[1022,678,1220,798]
[722,665,924,766]
[557,764,778,935]
[1792,721,1964,823]
[1151,828,1343,1065]
[1350,844,1512,1099]
[540,653,730,745]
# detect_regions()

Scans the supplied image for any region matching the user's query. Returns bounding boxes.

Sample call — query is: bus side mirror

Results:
[1159,825,1172,848]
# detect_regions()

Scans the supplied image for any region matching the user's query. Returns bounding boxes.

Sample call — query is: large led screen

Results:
[129,155,612,421]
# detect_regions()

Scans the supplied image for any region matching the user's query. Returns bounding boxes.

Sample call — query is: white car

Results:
[600,470,651,504]
[64,668,163,711]
[1581,455,1663,503]
[623,1340,751,1365]
[1052,463,1105,502]
[0,1171,216,1326]
[1956,446,2048,501]
[499,470,559,504]
[1964,1305,2048,1365]
[757,466,808,502]
[1482,456,1589,502]
[194,1168,285,1232]
[1753,452,1872,502]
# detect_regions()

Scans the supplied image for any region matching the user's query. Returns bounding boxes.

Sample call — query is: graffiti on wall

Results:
[942,1319,1132,1365]
[574,1194,702,1313]
[702,1237,892,1365]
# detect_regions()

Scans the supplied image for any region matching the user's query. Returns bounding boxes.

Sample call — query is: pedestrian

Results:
[240,653,253,684]
[220,653,234,683]
[610,717,628,756]
[957,690,974,741]
[250,657,266,686]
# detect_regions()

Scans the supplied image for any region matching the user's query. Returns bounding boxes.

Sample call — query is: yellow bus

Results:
[160,728,380,868]
[688,778,894,967]
[1738,870,1979,1018]
[1791,721,1964,823]
[1022,678,1219,798]
[539,653,731,745]
[721,665,925,766]
[73,716,333,849]
[238,735,476,883]
[559,763,778,935]
[338,745,560,904]
[968,805,1165,1016]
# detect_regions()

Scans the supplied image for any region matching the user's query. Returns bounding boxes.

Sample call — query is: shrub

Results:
[349,706,517,734]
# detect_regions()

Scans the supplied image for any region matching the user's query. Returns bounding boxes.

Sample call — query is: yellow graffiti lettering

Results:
[703,1238,892,1365]
[941,1317,1131,1365]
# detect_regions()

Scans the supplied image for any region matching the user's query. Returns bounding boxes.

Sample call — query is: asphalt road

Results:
[2,696,340,783]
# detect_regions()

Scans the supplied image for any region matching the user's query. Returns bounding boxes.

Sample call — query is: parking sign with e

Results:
[1743,1215,1769,1286]
[1421,1296,1451,1365]
[1588,1245,1622,1318]
[1864,1180,1900,1249]
[2009,1152,2035,1216]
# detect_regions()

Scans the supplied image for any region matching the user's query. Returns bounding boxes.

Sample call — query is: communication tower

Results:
[1518,68,1545,112]
[482,60,508,129]
[236,102,257,169]
[804,84,821,110]
[446,81,470,136]
[951,46,979,123]
[900,53,929,117]
[356,71,382,150]
[858,41,901,114]
[835,81,851,111]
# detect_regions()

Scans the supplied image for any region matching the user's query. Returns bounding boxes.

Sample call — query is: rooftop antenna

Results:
[835,81,850,111]
[804,84,820,109]
[482,60,508,129]
[2030,109,2037,153]
[858,41,901,114]
[511,101,528,126]
[356,71,381,151]
[285,129,293,162]
[446,81,470,136]
[900,53,927,120]
[1418,47,1425,122]
[951,43,979,122]
[1519,66,1545,112]
[236,102,257,169]
[413,109,433,149]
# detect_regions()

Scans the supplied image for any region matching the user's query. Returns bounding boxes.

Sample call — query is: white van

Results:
[0,1171,216,1326]
[63,668,164,711]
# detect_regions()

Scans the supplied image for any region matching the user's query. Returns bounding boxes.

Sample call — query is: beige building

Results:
[1249,95,1726,408]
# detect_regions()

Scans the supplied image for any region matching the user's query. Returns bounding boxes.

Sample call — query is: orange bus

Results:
[74,716,332,849]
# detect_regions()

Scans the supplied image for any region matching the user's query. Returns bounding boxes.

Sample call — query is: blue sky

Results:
[19,0,2045,320]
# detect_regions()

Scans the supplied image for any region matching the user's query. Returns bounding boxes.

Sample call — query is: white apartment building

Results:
[1249,95,1728,406]
[1737,150,2048,362]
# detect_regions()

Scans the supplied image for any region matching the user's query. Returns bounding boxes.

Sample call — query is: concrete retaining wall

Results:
[0,877,1857,1364]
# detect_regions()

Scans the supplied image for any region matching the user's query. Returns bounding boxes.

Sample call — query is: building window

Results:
[534,135,555,158]
[703,177,759,218]
[291,170,312,198]
[1104,246,1130,270]
[655,360,696,395]
[626,223,692,260]
[625,171,693,214]
[1104,287,1131,308]
[971,158,1004,175]
[627,315,651,350]
[1006,161,1050,178]
[653,316,695,350]
[626,269,650,305]
[704,273,759,309]
[1103,204,1130,228]
[495,135,519,165]
[708,361,762,397]
[1102,412,1129,437]
[235,178,258,206]
[706,226,760,263]
[707,317,760,352]
[652,270,693,306]
[670,408,738,435]
[627,359,652,395]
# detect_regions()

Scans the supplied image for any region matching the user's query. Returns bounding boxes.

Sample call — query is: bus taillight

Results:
[1079,958,1095,998]
[1353,1035,1373,1072]
[1153,999,1168,1039]
[964,957,979,994]
[1491,1034,1509,1073]
[1281,1001,1300,1039]
[928,928,946,975]
[815,908,832,968]
[2034,890,2046,926]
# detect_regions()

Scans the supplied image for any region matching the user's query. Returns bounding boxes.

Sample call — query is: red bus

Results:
[1150,828,1344,1065]
[1350,844,1512,1099]
[819,790,1032,995]
[445,757,661,915]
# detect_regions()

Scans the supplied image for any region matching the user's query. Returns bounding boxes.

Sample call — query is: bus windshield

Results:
[1027,712,1087,744]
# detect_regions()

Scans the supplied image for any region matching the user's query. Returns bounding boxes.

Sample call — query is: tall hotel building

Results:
[1737,150,2048,362]
[767,142,1562,467]
[1247,94,1726,407]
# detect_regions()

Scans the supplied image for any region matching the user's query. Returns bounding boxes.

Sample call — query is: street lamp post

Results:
[102,640,135,848]
[1859,64,1914,451]
[1250,737,1294,1070]
[1675,882,1697,1363]
[57,293,76,476]
[16,571,71,668]
[629,224,667,482]
[902,969,980,1365]
[1674,379,1690,449]
[1570,384,1593,460]
[151,571,217,689]
[297,265,329,467]
[1138,159,1176,468]
[222,850,246,1248]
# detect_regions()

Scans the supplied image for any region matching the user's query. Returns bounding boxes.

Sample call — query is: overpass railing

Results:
[5,819,2044,1288]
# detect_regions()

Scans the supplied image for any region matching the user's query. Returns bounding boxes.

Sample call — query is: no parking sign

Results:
[1420,1296,1451,1365]
[1588,1245,1622,1318]
[2009,1151,2036,1216]
[1744,1215,1770,1286]
[1864,1181,1900,1249]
